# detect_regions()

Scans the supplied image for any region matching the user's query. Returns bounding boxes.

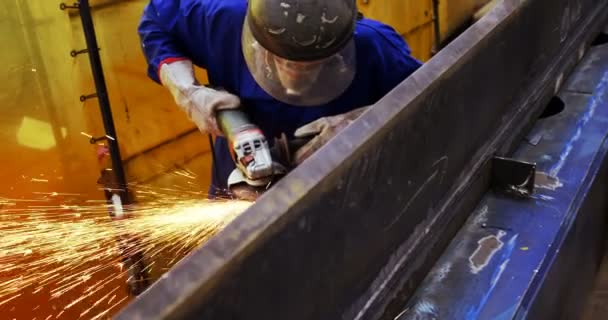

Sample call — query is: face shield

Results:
[242,18,356,106]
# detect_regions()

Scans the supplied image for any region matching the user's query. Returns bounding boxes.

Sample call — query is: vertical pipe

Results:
[72,1,149,296]
[77,0,129,203]
[432,0,442,55]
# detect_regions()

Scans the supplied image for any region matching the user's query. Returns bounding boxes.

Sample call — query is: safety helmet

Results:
[242,0,358,106]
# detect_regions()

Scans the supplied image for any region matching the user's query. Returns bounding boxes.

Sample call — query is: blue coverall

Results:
[138,0,422,196]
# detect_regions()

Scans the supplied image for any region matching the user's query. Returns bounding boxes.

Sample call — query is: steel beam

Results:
[116,0,608,319]
[398,43,608,319]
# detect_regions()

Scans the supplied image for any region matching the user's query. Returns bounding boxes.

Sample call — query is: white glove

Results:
[159,59,240,135]
[293,106,369,165]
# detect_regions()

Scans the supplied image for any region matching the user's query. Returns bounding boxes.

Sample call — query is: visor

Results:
[242,18,356,106]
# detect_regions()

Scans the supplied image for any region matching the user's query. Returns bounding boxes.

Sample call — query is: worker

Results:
[138,0,422,197]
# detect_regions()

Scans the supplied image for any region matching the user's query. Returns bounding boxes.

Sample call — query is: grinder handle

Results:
[216,109,257,141]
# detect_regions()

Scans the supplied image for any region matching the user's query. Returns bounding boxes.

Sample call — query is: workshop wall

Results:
[2,0,493,200]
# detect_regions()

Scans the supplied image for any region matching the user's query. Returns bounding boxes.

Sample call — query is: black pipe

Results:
[77,0,129,203]
[432,0,441,55]
[207,134,221,191]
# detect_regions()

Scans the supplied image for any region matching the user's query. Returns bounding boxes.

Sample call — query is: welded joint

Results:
[491,156,536,198]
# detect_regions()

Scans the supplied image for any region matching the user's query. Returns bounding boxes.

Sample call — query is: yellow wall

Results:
[358,0,436,61]
[439,0,490,42]
[73,1,214,198]
[1,1,131,318]
[1,0,210,196]
[1,1,103,198]
[2,0,489,201]
[1,3,215,318]
[359,0,492,59]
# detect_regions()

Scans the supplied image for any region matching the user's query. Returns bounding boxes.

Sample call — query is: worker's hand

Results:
[293,106,368,165]
[159,59,240,135]
[184,87,240,135]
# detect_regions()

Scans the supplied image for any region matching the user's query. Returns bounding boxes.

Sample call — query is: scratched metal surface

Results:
[116,1,608,319]
[398,43,608,320]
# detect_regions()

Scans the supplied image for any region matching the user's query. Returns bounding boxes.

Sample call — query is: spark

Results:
[89,296,129,320]
[0,294,21,306]
[0,188,252,319]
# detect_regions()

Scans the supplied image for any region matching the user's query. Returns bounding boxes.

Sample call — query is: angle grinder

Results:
[217,109,310,200]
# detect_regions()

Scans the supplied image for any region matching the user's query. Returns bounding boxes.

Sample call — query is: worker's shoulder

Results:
[147,0,245,20]
[149,0,245,21]
[354,18,410,54]
[197,0,247,15]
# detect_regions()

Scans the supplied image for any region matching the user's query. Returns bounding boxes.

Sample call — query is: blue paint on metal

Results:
[400,45,608,320]
[465,234,518,320]
[491,304,519,320]
[550,70,608,176]
[414,299,439,317]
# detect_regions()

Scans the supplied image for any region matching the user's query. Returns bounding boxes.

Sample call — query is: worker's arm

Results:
[159,60,240,135]
[138,0,240,135]
[138,0,194,83]
[293,20,422,164]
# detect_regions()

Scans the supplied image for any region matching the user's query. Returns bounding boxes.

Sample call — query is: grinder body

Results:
[217,109,286,199]
[216,109,312,200]
[218,109,276,185]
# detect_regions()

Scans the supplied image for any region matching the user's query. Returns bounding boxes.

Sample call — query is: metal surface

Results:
[399,43,608,319]
[117,0,608,319]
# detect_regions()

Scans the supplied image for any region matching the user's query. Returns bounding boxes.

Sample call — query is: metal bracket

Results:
[89,136,108,144]
[491,156,536,198]
[59,2,80,10]
[70,47,100,58]
[70,48,89,57]
[80,93,98,102]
